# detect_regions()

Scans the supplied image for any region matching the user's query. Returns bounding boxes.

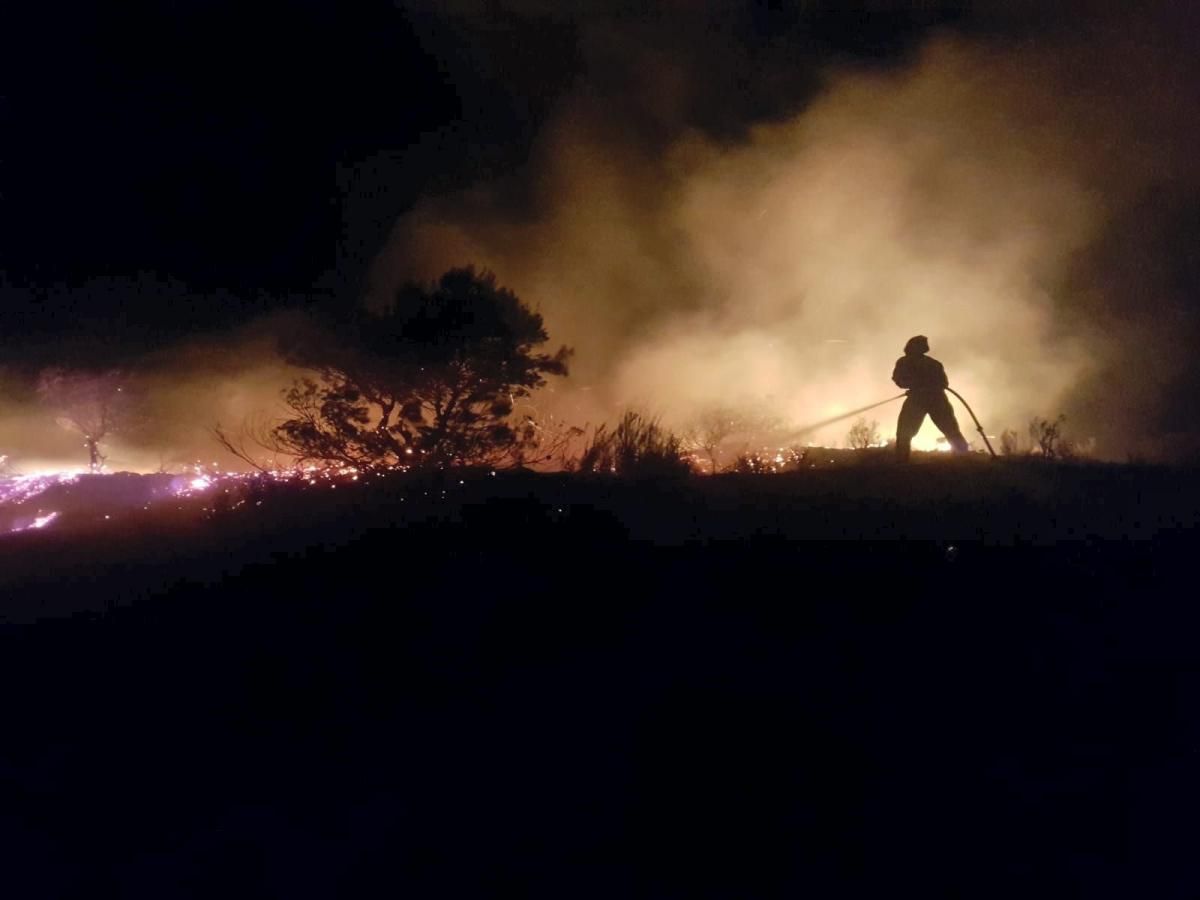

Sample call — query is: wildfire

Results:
[0,462,387,538]
[8,511,60,533]
[0,434,976,539]
[0,471,82,506]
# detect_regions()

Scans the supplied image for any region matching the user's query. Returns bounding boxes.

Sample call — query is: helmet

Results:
[904,335,929,355]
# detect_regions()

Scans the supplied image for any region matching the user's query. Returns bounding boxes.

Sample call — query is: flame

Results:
[0,472,82,505]
[7,510,60,533]
[1,463,389,537]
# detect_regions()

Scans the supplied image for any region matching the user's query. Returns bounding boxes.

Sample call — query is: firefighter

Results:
[891,335,969,462]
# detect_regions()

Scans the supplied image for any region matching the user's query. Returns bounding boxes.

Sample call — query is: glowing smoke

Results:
[5,7,1198,468]
[371,20,1200,458]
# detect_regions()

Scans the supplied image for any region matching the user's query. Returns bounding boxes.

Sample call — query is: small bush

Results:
[1030,415,1072,459]
[999,429,1023,456]
[575,411,691,478]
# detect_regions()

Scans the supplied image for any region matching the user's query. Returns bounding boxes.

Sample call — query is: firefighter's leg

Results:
[930,394,970,453]
[895,397,926,462]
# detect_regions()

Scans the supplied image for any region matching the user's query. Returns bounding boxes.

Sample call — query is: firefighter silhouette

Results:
[891,335,969,461]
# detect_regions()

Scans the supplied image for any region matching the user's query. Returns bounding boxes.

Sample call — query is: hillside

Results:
[2,458,1196,621]
[1,460,1197,896]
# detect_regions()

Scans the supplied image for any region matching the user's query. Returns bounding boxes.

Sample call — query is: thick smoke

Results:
[373,11,1200,458]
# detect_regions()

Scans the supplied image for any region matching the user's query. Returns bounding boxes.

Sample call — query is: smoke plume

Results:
[6,5,1198,471]
[372,8,1200,458]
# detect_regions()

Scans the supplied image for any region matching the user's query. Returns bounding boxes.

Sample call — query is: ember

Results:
[0,464,386,537]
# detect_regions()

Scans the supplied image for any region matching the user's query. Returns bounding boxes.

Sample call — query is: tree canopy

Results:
[275,267,570,469]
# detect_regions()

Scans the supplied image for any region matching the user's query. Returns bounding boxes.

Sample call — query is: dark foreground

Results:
[2,461,1198,897]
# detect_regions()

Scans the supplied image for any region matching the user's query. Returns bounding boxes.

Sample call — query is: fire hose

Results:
[785,393,908,439]
[786,388,998,458]
[946,387,997,458]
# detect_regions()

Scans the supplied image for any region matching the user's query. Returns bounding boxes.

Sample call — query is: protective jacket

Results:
[892,354,949,394]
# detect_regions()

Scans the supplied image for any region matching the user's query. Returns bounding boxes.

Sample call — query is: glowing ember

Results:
[0,472,82,505]
[0,462,398,539]
[7,510,60,533]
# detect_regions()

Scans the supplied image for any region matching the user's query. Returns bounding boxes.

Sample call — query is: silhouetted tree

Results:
[682,407,742,474]
[846,417,880,450]
[37,368,142,471]
[276,267,571,469]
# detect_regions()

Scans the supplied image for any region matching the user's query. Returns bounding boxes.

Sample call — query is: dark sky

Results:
[0,1,997,356]
[2,2,454,350]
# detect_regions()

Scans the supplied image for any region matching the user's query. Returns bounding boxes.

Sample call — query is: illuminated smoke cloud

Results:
[4,6,1196,469]
[373,16,1200,458]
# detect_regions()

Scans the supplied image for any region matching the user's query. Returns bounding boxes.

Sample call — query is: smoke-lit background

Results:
[3,2,1198,468]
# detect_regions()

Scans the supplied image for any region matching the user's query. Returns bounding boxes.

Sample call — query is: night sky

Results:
[3,2,457,349]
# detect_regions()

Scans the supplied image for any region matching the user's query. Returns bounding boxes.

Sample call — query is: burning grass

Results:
[0,454,1194,620]
[0,463,389,536]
